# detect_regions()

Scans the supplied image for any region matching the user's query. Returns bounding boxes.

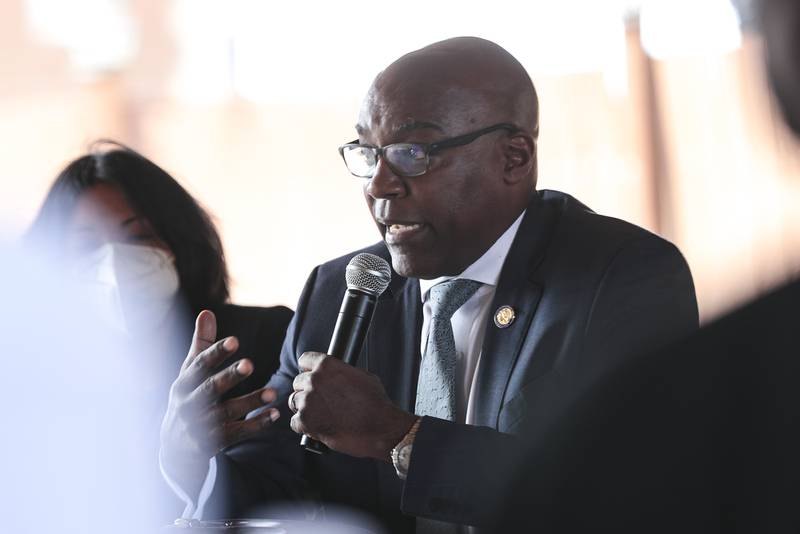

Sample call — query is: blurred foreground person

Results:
[26,142,293,519]
[500,1,800,531]
[0,242,171,533]
[161,37,698,533]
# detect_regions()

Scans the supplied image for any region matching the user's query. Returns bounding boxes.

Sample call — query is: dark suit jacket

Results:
[157,303,294,397]
[215,304,295,401]
[502,278,800,534]
[204,190,699,532]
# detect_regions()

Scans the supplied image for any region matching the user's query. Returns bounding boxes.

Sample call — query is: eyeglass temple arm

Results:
[429,123,519,153]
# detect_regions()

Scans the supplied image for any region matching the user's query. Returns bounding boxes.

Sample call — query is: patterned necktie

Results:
[415,278,483,421]
[414,279,482,534]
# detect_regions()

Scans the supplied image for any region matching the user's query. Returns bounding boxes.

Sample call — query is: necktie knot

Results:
[428,278,482,321]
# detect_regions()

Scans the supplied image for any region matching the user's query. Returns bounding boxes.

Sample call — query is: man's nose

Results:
[364,157,407,200]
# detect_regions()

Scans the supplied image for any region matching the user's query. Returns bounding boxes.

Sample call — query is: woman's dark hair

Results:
[27,140,229,312]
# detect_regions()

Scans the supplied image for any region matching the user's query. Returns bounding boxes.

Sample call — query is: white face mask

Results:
[73,243,180,336]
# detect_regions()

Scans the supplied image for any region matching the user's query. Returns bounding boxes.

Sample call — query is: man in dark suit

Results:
[500,1,800,531]
[160,37,698,532]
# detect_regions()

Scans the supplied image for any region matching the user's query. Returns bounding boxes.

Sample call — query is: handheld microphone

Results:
[301,253,392,454]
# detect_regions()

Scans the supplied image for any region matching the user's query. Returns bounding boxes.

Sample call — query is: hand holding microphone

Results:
[288,253,417,459]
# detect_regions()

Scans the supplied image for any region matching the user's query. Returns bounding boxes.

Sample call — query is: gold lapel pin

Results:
[494,305,516,328]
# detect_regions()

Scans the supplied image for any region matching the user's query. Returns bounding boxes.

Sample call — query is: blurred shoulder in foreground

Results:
[503,278,800,532]
[0,243,175,533]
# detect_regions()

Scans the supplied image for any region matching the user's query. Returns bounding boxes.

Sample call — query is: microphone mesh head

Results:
[345,253,392,296]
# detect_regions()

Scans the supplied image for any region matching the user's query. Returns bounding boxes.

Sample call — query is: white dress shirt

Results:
[418,211,525,424]
[172,211,526,518]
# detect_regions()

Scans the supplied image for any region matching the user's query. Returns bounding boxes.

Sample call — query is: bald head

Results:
[365,37,538,140]
[355,38,540,279]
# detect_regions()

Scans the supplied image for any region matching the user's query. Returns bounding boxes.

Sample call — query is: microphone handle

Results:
[328,290,377,365]
[301,290,378,454]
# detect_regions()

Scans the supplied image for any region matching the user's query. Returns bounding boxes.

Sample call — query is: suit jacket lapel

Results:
[471,193,558,428]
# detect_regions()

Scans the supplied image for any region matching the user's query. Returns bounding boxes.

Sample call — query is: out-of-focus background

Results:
[2,0,799,321]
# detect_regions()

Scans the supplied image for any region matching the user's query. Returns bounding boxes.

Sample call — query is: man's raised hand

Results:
[159,310,280,494]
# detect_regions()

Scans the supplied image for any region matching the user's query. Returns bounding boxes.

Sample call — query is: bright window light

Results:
[25,0,137,74]
[640,0,742,60]
[169,0,633,104]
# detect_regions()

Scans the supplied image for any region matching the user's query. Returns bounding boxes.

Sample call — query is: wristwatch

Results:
[391,417,422,480]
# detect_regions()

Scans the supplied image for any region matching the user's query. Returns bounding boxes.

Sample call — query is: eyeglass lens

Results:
[342,146,378,178]
[342,143,428,178]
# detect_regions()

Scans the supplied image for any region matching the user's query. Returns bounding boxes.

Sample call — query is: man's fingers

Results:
[210,387,277,423]
[288,390,307,413]
[185,357,252,405]
[217,408,281,450]
[290,412,319,439]
[181,310,218,372]
[298,351,329,372]
[177,336,241,393]
[290,413,307,436]
[292,371,311,393]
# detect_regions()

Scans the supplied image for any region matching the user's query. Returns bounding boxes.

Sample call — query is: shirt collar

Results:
[419,210,526,301]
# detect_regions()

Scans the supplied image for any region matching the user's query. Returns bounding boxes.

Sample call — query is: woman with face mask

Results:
[26,140,293,412]
[25,141,294,522]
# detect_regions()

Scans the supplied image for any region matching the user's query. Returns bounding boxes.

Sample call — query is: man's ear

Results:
[502,132,536,185]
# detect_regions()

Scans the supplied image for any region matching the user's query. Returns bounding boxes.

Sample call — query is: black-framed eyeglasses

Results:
[338,123,519,179]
